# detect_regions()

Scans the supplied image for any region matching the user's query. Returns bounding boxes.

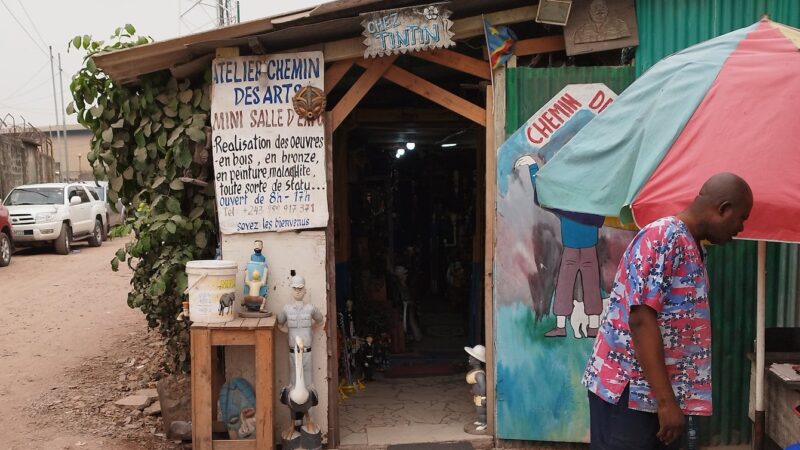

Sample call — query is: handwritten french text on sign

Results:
[361,3,455,58]
[211,52,328,234]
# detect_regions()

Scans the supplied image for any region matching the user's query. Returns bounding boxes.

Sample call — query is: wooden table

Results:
[191,317,275,450]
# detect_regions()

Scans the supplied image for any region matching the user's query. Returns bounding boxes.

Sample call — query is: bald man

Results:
[582,173,753,450]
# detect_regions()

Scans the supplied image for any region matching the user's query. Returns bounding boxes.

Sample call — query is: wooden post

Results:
[191,328,213,450]
[255,328,274,448]
[486,65,505,442]
[324,111,340,447]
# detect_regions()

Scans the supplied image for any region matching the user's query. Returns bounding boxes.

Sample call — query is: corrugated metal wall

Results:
[634,0,800,444]
[505,66,636,135]
[635,0,800,76]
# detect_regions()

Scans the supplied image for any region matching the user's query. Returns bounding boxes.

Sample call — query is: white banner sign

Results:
[211,52,328,234]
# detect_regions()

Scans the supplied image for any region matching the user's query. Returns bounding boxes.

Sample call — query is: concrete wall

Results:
[221,230,329,442]
[0,135,55,200]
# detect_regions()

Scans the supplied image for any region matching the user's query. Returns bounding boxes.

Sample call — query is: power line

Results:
[0,0,48,57]
[15,0,48,50]
[0,60,50,101]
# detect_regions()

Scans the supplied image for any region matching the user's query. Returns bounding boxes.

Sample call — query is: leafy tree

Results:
[68,25,216,372]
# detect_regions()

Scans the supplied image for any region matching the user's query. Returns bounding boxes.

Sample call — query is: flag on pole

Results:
[483,18,517,71]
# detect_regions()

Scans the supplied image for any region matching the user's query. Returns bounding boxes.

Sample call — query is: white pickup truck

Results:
[3,183,107,254]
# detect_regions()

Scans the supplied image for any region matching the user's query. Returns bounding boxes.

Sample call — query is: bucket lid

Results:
[186,260,238,270]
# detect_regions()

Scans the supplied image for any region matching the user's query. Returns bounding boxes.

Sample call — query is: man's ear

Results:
[718,200,732,216]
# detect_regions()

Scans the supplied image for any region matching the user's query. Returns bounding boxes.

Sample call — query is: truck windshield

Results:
[4,187,64,205]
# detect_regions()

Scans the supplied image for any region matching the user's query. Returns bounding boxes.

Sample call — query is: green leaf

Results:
[186,126,206,143]
[90,105,104,118]
[110,175,124,191]
[152,176,166,188]
[157,132,167,148]
[134,147,147,162]
[101,128,113,142]
[87,57,97,73]
[112,139,125,148]
[72,36,82,49]
[163,106,177,117]
[151,278,166,296]
[162,117,175,129]
[111,257,120,271]
[123,167,134,180]
[66,102,76,115]
[178,90,193,104]
[82,34,91,49]
[178,104,192,120]
[175,145,192,168]
[134,130,146,148]
[169,178,184,190]
[189,206,204,220]
[125,23,136,35]
[167,126,184,146]
[115,248,127,262]
[111,118,124,128]
[195,230,208,248]
[166,197,181,214]
[165,222,177,234]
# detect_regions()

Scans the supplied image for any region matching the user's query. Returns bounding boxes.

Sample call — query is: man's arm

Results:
[629,305,685,445]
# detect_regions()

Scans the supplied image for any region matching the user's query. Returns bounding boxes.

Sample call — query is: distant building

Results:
[40,124,92,182]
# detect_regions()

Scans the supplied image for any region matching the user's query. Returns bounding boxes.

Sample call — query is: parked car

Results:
[3,183,108,254]
[0,200,12,266]
[84,181,126,231]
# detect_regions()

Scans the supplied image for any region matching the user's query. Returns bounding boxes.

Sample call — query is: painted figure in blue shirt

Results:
[515,154,604,338]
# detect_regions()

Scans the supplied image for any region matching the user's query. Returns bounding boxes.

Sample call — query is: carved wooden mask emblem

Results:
[292,85,327,121]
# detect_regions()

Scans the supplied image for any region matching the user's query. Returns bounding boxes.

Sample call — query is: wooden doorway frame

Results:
[324,50,491,449]
[320,6,560,447]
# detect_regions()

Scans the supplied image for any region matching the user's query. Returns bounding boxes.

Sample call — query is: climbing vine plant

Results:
[68,25,216,372]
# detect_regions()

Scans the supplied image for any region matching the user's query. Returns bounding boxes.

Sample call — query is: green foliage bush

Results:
[68,25,217,372]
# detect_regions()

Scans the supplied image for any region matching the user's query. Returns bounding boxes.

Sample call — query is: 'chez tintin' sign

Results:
[361,3,455,58]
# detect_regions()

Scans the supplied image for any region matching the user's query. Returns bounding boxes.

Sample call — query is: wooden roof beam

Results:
[331,56,397,132]
[514,35,565,56]
[356,60,486,127]
[411,49,490,80]
[325,59,356,92]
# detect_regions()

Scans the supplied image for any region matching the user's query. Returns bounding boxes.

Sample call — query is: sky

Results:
[0,0,335,128]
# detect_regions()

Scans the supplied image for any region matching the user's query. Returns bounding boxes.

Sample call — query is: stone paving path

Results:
[339,374,490,447]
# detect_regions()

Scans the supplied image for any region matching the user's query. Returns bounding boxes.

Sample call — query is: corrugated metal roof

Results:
[94,0,531,85]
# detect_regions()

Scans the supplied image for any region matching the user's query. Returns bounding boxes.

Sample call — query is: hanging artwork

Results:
[494,84,636,442]
[564,0,638,56]
[361,3,455,58]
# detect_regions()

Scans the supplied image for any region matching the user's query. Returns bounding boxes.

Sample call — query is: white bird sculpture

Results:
[280,335,319,441]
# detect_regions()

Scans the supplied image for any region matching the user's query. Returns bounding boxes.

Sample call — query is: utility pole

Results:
[57,53,70,182]
[49,46,67,181]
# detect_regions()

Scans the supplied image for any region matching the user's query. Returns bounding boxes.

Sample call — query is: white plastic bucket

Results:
[185,260,238,323]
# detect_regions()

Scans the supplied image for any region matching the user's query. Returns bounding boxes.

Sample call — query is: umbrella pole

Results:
[754,240,766,450]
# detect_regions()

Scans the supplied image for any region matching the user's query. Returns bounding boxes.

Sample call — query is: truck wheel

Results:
[102,215,109,241]
[88,220,103,247]
[0,232,11,267]
[55,224,72,255]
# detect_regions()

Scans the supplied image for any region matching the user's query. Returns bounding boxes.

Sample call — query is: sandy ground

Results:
[0,236,168,450]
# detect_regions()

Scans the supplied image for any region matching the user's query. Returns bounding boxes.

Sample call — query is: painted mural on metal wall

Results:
[494,84,635,442]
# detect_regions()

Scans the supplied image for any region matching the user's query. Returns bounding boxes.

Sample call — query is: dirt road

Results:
[0,237,162,450]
